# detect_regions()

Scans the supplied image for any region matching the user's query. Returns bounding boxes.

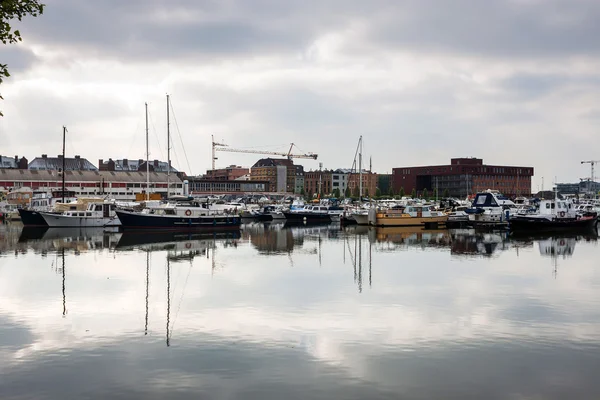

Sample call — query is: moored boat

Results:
[510,198,597,233]
[116,203,240,230]
[371,205,447,227]
[39,202,121,228]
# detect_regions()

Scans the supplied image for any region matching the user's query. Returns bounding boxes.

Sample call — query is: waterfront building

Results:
[391,157,533,198]
[186,177,270,194]
[0,169,183,200]
[348,170,378,197]
[304,169,333,197]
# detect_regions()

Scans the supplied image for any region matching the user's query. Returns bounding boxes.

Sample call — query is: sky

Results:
[1,0,600,189]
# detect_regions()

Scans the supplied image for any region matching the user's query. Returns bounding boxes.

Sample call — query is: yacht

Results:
[466,190,517,228]
[18,189,78,226]
[283,205,332,223]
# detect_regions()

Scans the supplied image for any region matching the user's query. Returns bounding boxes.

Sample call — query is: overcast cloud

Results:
[1,0,600,187]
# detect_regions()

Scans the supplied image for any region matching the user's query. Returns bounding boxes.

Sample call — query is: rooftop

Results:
[29,155,98,171]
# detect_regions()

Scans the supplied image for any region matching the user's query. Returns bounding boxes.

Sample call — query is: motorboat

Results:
[510,198,597,233]
[369,204,447,227]
[39,201,121,228]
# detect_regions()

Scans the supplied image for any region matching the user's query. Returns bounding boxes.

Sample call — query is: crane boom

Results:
[211,139,318,164]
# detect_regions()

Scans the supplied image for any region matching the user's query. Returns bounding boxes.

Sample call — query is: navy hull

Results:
[282,211,331,223]
[510,216,597,233]
[116,210,241,230]
[18,209,48,226]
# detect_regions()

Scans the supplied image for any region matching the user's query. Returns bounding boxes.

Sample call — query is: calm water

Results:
[1,222,599,400]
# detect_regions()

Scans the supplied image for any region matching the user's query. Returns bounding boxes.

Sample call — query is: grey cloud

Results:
[368,0,600,58]
[0,46,38,75]
[17,0,600,62]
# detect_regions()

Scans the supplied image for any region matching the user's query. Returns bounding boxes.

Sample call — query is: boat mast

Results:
[145,102,150,201]
[62,126,66,203]
[359,136,363,198]
[166,94,171,199]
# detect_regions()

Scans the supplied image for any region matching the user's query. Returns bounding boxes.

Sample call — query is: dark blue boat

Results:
[116,209,241,230]
[18,209,48,226]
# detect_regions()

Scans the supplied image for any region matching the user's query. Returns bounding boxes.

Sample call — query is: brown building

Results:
[0,155,28,169]
[304,170,333,197]
[205,165,250,181]
[391,157,533,198]
[348,171,378,197]
[250,158,298,193]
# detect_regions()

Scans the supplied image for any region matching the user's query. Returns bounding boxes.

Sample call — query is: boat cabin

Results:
[471,191,515,208]
[537,199,575,218]
[63,202,116,218]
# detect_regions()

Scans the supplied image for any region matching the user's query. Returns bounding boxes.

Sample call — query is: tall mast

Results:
[145,102,150,201]
[166,94,171,199]
[358,136,363,198]
[62,126,66,203]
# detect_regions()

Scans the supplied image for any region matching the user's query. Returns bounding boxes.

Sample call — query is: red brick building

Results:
[391,158,533,198]
[205,165,249,181]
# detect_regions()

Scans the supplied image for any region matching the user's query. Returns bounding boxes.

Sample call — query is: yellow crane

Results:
[211,135,318,170]
[581,160,600,193]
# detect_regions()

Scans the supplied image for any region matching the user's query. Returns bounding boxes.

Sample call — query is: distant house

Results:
[99,158,177,173]
[29,154,97,171]
[0,155,28,169]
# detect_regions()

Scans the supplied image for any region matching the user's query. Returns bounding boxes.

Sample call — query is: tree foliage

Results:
[388,186,394,197]
[423,188,429,200]
[375,187,382,198]
[443,188,450,198]
[399,187,405,198]
[344,187,351,198]
[332,188,340,198]
[411,188,416,199]
[1,0,45,114]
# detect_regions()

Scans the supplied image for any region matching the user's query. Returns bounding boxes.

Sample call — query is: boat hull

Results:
[18,209,48,226]
[373,215,447,228]
[116,210,241,230]
[510,216,597,233]
[352,214,370,225]
[40,212,121,228]
[282,211,332,223]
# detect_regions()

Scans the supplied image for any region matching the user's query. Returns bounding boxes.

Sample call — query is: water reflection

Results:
[0,222,600,399]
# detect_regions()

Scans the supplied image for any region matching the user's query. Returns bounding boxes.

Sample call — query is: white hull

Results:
[352,213,370,225]
[40,212,121,228]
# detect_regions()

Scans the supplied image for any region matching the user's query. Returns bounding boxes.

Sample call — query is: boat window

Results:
[546,203,550,209]
[95,205,103,211]
[86,212,92,216]
[79,212,86,217]
[551,203,555,209]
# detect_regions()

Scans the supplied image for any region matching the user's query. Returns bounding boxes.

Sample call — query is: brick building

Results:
[250,158,300,193]
[0,155,28,169]
[205,165,249,181]
[304,170,333,197]
[391,157,533,198]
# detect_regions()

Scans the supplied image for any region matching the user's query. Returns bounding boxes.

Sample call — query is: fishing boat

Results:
[510,198,597,233]
[369,204,447,227]
[39,201,121,228]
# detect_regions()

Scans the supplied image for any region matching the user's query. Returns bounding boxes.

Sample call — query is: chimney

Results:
[75,155,80,159]
[123,158,128,167]
[153,159,159,167]
[14,155,18,163]
[42,154,47,159]
[138,159,143,165]
[58,154,63,159]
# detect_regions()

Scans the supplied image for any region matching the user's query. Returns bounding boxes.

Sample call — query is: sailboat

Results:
[116,97,241,231]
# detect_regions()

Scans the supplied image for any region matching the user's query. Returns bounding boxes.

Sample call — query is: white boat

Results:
[39,202,121,228]
[466,190,517,227]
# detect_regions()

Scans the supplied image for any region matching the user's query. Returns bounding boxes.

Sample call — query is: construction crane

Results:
[581,160,600,193]
[211,135,318,170]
